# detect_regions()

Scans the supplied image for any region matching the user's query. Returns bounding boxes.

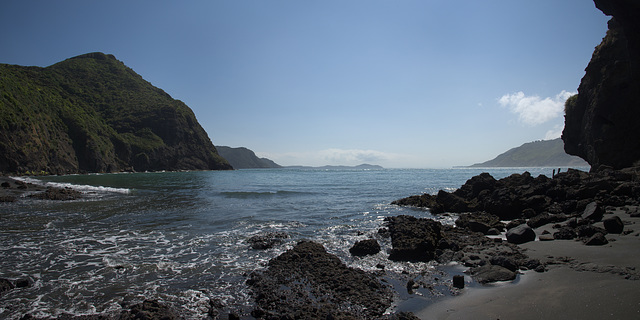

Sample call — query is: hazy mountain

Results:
[470,138,589,167]
[216,146,281,169]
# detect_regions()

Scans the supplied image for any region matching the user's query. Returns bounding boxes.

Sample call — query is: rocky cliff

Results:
[0,52,232,174]
[471,138,589,168]
[216,146,281,169]
[562,0,640,169]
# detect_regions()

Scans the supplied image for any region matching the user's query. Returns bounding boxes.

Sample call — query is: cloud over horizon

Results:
[499,90,575,126]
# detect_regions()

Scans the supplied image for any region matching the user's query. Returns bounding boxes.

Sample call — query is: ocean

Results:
[0,167,578,319]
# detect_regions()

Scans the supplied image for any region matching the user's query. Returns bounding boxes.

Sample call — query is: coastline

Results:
[417,207,640,319]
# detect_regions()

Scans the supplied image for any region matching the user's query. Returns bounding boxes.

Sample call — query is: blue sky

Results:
[1,1,609,168]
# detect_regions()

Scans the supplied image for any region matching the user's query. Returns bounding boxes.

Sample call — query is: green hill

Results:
[470,138,589,168]
[0,52,231,174]
[216,146,281,169]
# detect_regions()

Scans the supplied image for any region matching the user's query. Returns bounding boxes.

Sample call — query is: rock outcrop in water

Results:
[0,52,232,174]
[562,0,640,169]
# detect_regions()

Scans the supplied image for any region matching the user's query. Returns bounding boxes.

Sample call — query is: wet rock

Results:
[585,232,609,246]
[489,256,518,272]
[29,187,82,201]
[455,212,504,234]
[349,239,381,256]
[385,215,442,262]
[582,201,605,222]
[603,216,624,234]
[247,241,392,319]
[506,224,536,244]
[553,227,577,240]
[119,300,180,320]
[470,264,517,284]
[452,275,465,289]
[247,232,288,250]
[0,278,14,294]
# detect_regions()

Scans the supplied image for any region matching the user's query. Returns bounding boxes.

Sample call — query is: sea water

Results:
[0,167,578,318]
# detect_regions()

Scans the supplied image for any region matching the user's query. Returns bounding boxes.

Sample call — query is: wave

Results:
[220,190,308,199]
[11,176,131,195]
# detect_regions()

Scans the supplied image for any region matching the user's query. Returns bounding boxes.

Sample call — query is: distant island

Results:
[470,138,589,168]
[216,146,281,169]
[285,164,383,170]
[0,52,232,174]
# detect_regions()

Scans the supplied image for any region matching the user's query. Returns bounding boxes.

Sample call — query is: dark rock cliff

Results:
[0,52,232,174]
[216,146,281,169]
[562,0,640,169]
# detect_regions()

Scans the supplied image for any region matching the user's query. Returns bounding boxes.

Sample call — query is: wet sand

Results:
[417,209,640,320]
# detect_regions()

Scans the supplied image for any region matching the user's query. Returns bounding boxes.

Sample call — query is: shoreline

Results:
[417,207,640,319]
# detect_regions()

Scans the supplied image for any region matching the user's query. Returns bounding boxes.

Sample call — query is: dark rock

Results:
[603,216,624,234]
[489,256,518,272]
[452,275,465,289]
[15,278,30,288]
[582,202,605,222]
[349,239,381,256]
[585,232,609,246]
[553,227,577,240]
[506,219,526,230]
[247,232,288,250]
[119,300,180,320]
[1,182,10,188]
[539,234,555,241]
[247,241,392,319]
[383,312,422,320]
[486,228,500,235]
[385,215,442,262]
[456,212,504,234]
[470,264,517,284]
[576,224,607,238]
[436,190,470,213]
[506,224,536,244]
[562,0,640,169]
[0,278,14,294]
[29,187,82,201]
[523,259,542,271]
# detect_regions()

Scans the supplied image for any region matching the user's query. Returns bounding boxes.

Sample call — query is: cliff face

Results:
[562,0,640,169]
[0,52,232,174]
[216,146,281,169]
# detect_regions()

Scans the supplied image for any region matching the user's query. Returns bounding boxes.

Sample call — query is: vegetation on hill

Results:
[470,138,589,168]
[216,146,281,169]
[0,52,231,174]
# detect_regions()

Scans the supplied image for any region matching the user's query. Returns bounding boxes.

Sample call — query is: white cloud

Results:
[499,90,575,126]
[544,125,563,140]
[257,148,405,167]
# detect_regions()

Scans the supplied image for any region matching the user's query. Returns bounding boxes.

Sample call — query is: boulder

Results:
[470,264,517,284]
[385,215,442,262]
[603,216,624,234]
[585,232,609,246]
[349,239,381,256]
[506,224,536,244]
[247,232,289,250]
[582,202,605,222]
[247,241,392,319]
[553,227,577,240]
[489,256,518,272]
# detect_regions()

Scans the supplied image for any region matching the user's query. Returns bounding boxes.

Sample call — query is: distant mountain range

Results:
[470,138,589,167]
[285,164,383,170]
[216,146,281,169]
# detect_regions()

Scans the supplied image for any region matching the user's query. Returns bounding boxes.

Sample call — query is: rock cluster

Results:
[393,167,640,246]
[246,240,393,319]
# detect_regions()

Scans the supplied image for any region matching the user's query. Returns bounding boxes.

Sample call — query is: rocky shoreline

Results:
[0,176,82,202]
[5,166,639,319]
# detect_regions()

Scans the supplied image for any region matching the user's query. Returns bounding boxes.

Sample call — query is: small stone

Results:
[585,232,608,246]
[452,275,465,289]
[603,216,624,234]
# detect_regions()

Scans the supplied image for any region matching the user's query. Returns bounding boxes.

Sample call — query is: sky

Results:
[0,1,610,168]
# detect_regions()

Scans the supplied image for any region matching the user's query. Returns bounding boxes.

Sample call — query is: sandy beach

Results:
[417,209,640,320]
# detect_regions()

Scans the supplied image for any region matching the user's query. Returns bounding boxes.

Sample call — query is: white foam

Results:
[10,176,131,195]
